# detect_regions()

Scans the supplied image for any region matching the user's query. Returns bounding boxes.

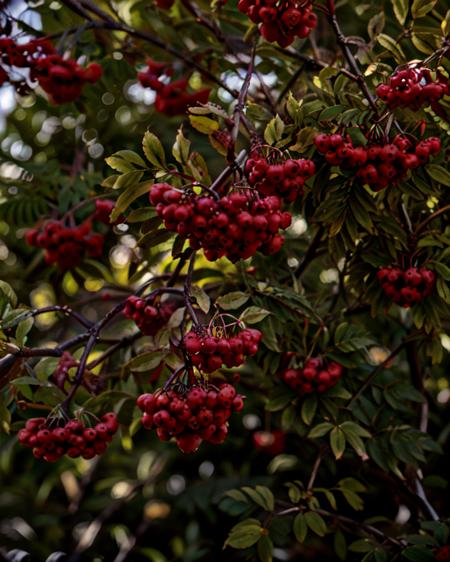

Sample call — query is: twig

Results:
[184,252,200,325]
[326,0,378,115]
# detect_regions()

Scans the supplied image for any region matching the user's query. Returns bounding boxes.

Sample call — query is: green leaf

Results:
[240,306,271,324]
[225,489,249,503]
[15,317,34,346]
[341,489,364,511]
[257,536,273,562]
[308,422,333,439]
[426,165,450,187]
[293,513,308,543]
[411,0,438,19]
[0,281,17,308]
[126,208,156,223]
[241,486,274,511]
[301,394,317,426]
[340,421,371,438]
[264,115,285,145]
[143,131,167,169]
[112,170,144,191]
[112,180,153,220]
[338,478,366,492]
[402,546,435,561]
[172,128,191,164]
[330,427,346,460]
[190,285,210,314]
[392,0,409,24]
[138,229,174,249]
[377,33,405,62]
[187,152,211,183]
[216,292,250,310]
[125,351,166,372]
[255,485,275,512]
[304,511,327,536]
[334,530,347,560]
[189,115,219,134]
[105,150,146,172]
[224,518,262,549]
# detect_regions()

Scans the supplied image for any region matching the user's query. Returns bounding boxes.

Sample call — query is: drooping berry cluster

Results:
[150,183,292,262]
[123,296,177,336]
[376,66,449,111]
[281,357,344,394]
[18,413,119,462]
[314,133,441,191]
[245,153,315,202]
[31,53,102,104]
[25,219,104,270]
[137,383,245,453]
[377,266,436,308]
[0,36,101,104]
[183,327,262,373]
[138,59,210,116]
[0,37,54,94]
[237,0,317,47]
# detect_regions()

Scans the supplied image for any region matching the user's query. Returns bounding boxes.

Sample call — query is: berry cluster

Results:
[376,66,449,111]
[18,413,118,462]
[183,327,262,373]
[237,0,317,47]
[123,296,176,336]
[253,430,285,455]
[0,36,101,104]
[137,383,245,453]
[0,37,53,94]
[377,266,436,308]
[25,219,104,270]
[314,133,441,191]
[150,183,292,262]
[138,59,210,116]
[245,154,315,203]
[31,53,102,104]
[281,357,344,394]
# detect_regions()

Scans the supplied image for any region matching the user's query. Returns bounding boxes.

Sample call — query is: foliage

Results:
[0,0,449,561]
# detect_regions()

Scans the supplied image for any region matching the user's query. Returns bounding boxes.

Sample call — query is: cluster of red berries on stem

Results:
[26,219,104,270]
[183,326,262,373]
[124,296,177,336]
[31,53,102,104]
[314,132,441,191]
[137,383,245,453]
[18,413,119,462]
[377,265,436,308]
[281,357,344,394]
[0,37,53,94]
[237,0,317,47]
[245,151,316,203]
[376,66,449,111]
[0,36,101,104]
[150,183,292,262]
[138,59,210,116]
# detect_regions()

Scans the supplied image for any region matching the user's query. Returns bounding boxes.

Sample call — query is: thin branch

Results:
[295,225,325,277]
[326,0,378,115]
